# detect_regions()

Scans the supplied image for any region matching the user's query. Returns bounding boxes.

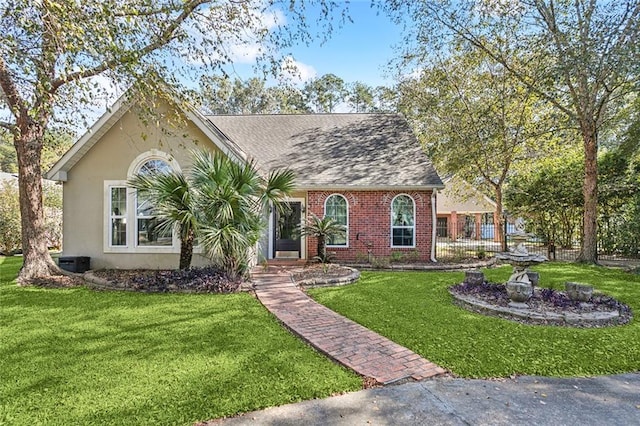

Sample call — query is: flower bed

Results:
[449,281,633,327]
[89,266,241,293]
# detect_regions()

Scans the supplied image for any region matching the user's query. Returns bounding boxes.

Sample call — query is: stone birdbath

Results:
[495,243,547,308]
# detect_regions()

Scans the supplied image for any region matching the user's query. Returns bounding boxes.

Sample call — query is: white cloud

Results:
[400,67,424,82]
[181,3,287,66]
[278,56,317,84]
[228,43,265,64]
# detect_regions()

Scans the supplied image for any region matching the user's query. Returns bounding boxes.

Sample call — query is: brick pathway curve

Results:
[251,267,446,385]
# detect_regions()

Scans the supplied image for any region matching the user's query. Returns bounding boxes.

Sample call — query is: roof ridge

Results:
[202,112,402,117]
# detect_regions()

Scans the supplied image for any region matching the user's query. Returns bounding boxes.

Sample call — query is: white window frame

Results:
[108,185,128,248]
[324,193,349,248]
[390,194,416,248]
[103,150,182,254]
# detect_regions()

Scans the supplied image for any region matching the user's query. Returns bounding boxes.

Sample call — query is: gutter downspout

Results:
[431,189,438,262]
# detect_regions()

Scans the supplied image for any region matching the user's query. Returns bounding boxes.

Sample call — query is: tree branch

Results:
[425,1,577,120]
[0,121,16,130]
[0,56,27,120]
[50,0,209,90]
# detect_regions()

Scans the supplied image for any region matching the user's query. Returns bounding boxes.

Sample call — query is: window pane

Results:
[139,159,171,176]
[392,228,414,246]
[392,195,414,226]
[326,195,347,225]
[110,187,127,246]
[328,233,347,246]
[111,187,126,216]
[111,218,127,246]
[137,218,172,246]
[136,192,155,216]
[326,195,347,246]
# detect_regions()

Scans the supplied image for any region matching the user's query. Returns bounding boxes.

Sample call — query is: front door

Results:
[274,202,302,259]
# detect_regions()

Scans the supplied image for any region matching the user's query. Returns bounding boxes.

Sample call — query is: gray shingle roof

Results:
[205,114,443,189]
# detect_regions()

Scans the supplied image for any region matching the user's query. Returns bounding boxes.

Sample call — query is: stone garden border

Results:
[293,267,361,288]
[449,290,624,328]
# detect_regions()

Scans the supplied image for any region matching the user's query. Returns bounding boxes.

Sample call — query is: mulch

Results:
[26,274,85,288]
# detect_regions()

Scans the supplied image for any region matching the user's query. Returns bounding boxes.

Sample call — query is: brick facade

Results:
[306,190,435,263]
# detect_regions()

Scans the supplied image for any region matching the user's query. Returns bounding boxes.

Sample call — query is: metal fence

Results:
[435,219,639,262]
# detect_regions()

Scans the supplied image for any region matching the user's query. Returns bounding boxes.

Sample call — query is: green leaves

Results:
[130,149,295,276]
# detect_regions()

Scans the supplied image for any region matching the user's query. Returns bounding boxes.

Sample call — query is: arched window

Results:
[138,159,172,176]
[391,194,415,247]
[134,159,173,247]
[325,194,348,246]
[106,150,180,252]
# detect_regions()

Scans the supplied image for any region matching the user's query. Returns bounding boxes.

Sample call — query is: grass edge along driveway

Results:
[0,256,361,426]
[309,263,640,378]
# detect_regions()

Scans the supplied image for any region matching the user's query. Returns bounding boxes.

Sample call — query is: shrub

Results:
[0,180,21,254]
[0,180,63,254]
[390,251,404,262]
[476,247,487,259]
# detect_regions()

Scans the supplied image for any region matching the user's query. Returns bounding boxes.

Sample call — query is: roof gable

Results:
[437,175,497,214]
[46,91,248,181]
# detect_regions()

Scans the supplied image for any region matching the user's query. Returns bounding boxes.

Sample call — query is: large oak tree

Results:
[0,0,344,282]
[383,0,640,263]
[399,49,562,245]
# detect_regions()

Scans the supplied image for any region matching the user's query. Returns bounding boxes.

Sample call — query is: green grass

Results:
[0,256,361,426]
[308,263,640,378]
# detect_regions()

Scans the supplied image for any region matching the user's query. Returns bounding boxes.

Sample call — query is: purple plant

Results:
[537,287,583,308]
[129,266,240,293]
[451,282,509,302]
[593,294,632,316]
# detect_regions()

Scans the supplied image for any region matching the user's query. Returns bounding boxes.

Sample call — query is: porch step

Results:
[275,250,300,259]
[267,258,307,267]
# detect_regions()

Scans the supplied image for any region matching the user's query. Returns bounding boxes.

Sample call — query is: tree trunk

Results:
[14,120,60,283]
[576,123,599,263]
[179,229,195,270]
[494,189,504,249]
[317,235,326,262]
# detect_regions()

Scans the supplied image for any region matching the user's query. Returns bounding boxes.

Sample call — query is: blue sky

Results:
[0,2,407,130]
[227,1,405,88]
[284,2,404,87]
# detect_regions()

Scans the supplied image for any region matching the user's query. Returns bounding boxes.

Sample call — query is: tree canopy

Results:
[383,0,640,263]
[399,48,562,243]
[197,73,396,114]
[0,0,347,282]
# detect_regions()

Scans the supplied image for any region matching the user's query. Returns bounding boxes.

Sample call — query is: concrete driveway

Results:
[214,373,640,425]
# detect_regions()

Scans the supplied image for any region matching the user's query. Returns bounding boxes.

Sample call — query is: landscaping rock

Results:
[526,271,540,287]
[464,270,485,286]
[506,281,533,303]
[449,282,632,328]
[565,282,593,302]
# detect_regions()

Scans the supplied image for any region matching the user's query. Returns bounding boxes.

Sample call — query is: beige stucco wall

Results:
[62,100,220,269]
[436,176,496,214]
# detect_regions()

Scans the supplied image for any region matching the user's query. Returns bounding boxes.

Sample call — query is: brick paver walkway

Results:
[251,267,446,385]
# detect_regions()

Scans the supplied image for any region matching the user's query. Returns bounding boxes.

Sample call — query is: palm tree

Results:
[298,213,346,262]
[190,150,294,279]
[128,150,294,276]
[128,171,197,270]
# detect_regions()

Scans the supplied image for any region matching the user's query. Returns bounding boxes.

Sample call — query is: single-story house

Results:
[436,175,500,241]
[47,92,443,269]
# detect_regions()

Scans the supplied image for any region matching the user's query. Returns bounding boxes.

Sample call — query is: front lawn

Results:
[308,263,640,378]
[0,256,361,426]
